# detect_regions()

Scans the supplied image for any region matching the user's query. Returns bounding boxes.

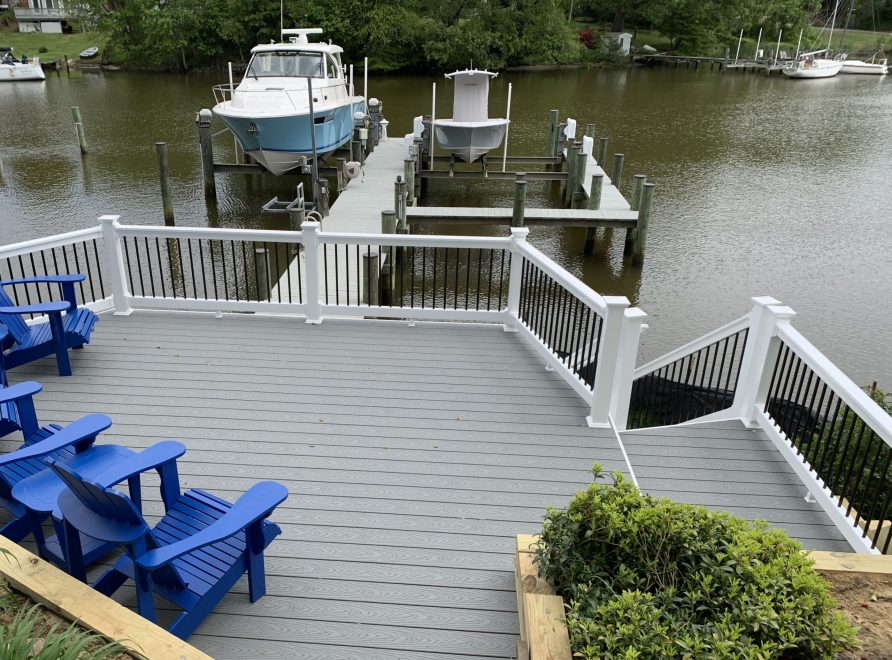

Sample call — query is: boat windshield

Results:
[246,51,324,78]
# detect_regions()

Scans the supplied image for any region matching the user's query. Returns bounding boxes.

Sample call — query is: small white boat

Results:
[212,28,365,176]
[0,48,45,82]
[433,69,508,163]
[79,47,99,60]
[839,57,888,75]
[782,50,842,78]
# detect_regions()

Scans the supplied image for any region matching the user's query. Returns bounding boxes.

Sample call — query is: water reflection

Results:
[0,67,889,386]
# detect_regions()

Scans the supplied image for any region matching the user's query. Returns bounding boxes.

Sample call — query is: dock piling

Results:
[631,183,655,266]
[585,123,596,139]
[546,109,559,157]
[624,175,647,257]
[598,137,608,166]
[195,109,216,199]
[565,143,581,205]
[0,158,4,184]
[314,178,330,217]
[512,173,528,227]
[362,248,380,306]
[573,150,588,209]
[71,106,88,155]
[288,207,306,232]
[583,174,604,255]
[404,159,416,206]
[612,153,625,191]
[154,142,175,225]
[336,157,347,192]
[255,246,271,300]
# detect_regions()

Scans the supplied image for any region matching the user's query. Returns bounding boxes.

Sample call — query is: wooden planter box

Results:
[514,536,892,660]
[515,534,571,660]
[0,536,210,660]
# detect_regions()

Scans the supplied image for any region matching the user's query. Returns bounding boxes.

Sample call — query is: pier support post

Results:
[288,207,306,233]
[631,183,655,266]
[301,221,323,323]
[583,173,604,255]
[195,109,216,199]
[572,150,588,209]
[404,159,415,206]
[336,157,347,192]
[255,246,271,301]
[564,143,581,205]
[71,106,88,155]
[612,153,624,191]
[154,142,175,225]
[379,261,392,307]
[314,178,330,217]
[512,173,528,227]
[0,158,4,185]
[362,248,380,306]
[394,176,407,231]
[381,210,397,236]
[624,175,647,257]
[546,109,559,157]
[585,123,596,139]
[598,137,608,166]
[368,99,381,151]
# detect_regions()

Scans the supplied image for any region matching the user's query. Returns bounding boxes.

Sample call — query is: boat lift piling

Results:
[71,106,87,155]
[195,109,216,199]
[154,142,175,225]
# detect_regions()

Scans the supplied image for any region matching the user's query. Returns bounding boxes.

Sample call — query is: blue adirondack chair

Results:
[0,411,137,560]
[0,274,99,377]
[0,322,17,438]
[49,458,288,639]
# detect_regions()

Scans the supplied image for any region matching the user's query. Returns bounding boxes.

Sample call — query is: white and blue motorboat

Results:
[213,28,365,176]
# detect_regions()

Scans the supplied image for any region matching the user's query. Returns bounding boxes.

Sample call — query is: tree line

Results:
[72,0,891,71]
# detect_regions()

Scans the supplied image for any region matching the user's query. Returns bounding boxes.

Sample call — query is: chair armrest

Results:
[94,441,186,488]
[136,482,288,570]
[0,301,70,315]
[0,414,112,466]
[0,275,86,286]
[0,381,42,404]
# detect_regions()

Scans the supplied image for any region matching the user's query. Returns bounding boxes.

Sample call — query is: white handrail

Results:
[0,227,103,261]
[115,224,303,244]
[634,314,750,379]
[516,240,607,316]
[318,232,510,250]
[776,323,892,449]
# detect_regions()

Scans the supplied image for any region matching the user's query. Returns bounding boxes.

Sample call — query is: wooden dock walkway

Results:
[4,311,855,658]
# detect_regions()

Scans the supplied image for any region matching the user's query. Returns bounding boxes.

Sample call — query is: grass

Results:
[0,28,102,61]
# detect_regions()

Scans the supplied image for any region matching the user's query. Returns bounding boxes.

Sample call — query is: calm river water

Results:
[1,67,890,386]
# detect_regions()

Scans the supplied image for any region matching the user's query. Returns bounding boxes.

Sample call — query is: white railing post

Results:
[301,221,323,324]
[504,227,529,331]
[610,307,648,431]
[587,295,630,428]
[732,296,795,425]
[98,215,132,315]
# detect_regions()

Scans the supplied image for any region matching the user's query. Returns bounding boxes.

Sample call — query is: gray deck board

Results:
[621,420,849,550]
[7,312,626,659]
[4,312,856,658]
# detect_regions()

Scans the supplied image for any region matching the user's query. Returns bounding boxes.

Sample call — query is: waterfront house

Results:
[12,0,69,33]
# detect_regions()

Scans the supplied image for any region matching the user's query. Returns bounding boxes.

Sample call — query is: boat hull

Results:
[433,120,509,162]
[840,60,888,75]
[0,63,46,81]
[213,99,363,176]
[782,60,843,78]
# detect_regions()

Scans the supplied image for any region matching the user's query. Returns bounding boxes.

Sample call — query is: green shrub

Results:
[38,46,48,53]
[535,467,858,659]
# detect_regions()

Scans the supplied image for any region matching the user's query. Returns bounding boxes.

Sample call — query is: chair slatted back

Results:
[50,459,187,588]
[0,288,31,345]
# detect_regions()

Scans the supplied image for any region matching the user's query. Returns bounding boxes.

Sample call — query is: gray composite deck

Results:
[2,312,853,658]
[5,312,630,660]
[621,420,851,552]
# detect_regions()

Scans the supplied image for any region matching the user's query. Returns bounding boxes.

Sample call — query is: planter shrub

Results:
[535,467,859,659]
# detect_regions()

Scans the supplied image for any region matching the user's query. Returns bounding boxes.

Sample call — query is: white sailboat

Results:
[433,70,509,163]
[782,49,843,78]
[839,55,888,75]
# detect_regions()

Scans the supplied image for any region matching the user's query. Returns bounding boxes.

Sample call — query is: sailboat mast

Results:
[827,0,841,52]
[838,0,855,52]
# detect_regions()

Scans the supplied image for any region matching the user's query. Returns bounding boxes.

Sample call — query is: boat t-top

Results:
[433,69,509,163]
[0,47,46,82]
[212,28,365,176]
